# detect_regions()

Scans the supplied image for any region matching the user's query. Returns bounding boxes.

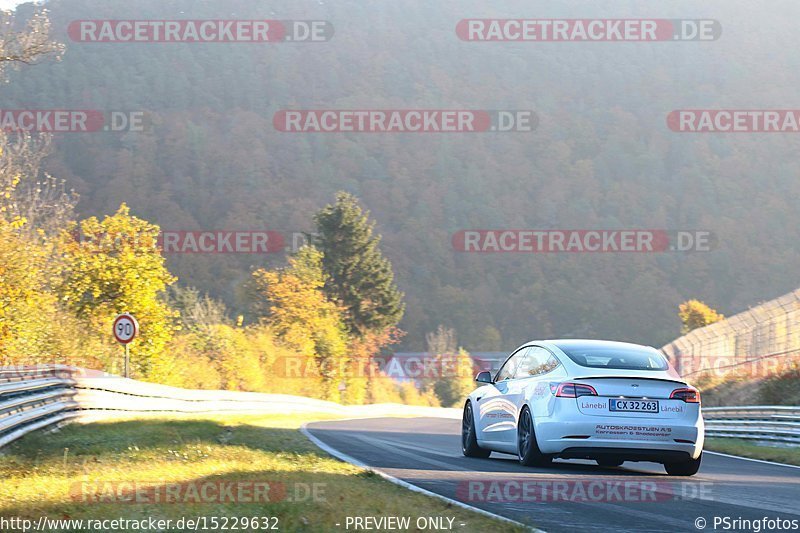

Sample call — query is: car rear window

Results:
[555,343,668,371]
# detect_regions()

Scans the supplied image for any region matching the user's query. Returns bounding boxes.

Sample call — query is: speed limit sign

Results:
[113,313,139,344]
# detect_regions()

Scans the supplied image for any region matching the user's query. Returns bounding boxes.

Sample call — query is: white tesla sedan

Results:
[462,339,704,476]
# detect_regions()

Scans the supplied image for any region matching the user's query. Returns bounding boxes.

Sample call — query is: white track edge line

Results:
[300,422,541,532]
[705,450,800,470]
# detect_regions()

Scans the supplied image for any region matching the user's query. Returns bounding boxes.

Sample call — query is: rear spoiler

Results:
[572,376,687,385]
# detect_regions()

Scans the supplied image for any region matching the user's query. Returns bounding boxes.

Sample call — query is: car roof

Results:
[495,338,679,380]
[489,338,682,381]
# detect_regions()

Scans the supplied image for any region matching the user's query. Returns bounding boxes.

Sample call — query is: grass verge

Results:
[705,437,800,466]
[0,413,525,532]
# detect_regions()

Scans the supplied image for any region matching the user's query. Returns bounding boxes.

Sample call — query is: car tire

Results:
[664,452,702,476]
[517,406,551,467]
[462,401,491,458]
[596,458,624,467]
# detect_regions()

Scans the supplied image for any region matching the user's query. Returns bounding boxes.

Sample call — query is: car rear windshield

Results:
[555,343,669,371]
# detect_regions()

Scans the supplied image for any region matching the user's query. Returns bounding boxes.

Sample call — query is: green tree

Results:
[313,192,404,337]
[679,299,724,334]
[57,204,178,376]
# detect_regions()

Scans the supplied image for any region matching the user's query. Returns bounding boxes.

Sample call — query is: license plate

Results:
[609,399,659,413]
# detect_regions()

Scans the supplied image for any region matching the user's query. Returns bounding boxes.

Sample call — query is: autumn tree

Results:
[0,225,101,369]
[426,325,457,357]
[57,204,178,376]
[0,7,75,365]
[250,246,349,400]
[312,192,404,338]
[0,8,63,78]
[168,284,229,332]
[424,326,475,407]
[679,300,724,334]
[0,142,97,367]
[0,7,72,239]
[432,348,477,408]
[0,224,55,363]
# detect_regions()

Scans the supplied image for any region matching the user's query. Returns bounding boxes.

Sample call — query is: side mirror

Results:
[475,371,493,384]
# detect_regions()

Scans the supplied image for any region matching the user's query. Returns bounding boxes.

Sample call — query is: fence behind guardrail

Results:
[661,288,800,379]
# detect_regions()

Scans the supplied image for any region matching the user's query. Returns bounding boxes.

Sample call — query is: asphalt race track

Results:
[306,417,800,532]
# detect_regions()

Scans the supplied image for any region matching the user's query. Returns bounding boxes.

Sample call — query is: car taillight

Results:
[670,387,701,403]
[551,382,598,398]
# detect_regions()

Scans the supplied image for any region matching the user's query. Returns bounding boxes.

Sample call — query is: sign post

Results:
[113,313,139,378]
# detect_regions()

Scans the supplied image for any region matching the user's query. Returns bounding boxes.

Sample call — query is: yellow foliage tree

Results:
[57,204,178,376]
[251,246,349,400]
[0,218,106,367]
[0,223,52,363]
[679,299,724,334]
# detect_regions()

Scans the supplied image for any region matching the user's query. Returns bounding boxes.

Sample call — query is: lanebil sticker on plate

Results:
[609,399,659,413]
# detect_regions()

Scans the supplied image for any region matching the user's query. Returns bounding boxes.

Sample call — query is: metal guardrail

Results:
[0,365,460,450]
[703,406,800,445]
[0,365,78,448]
[0,365,345,449]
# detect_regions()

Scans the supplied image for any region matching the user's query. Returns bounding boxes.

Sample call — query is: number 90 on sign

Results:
[113,314,139,344]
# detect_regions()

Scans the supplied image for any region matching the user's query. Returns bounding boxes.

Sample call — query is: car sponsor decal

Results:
[595,424,673,439]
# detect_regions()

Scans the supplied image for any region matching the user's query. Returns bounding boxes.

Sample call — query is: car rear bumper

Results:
[556,446,695,463]
[535,407,704,460]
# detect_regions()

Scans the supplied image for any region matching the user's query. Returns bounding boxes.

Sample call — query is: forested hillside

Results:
[4,0,800,350]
